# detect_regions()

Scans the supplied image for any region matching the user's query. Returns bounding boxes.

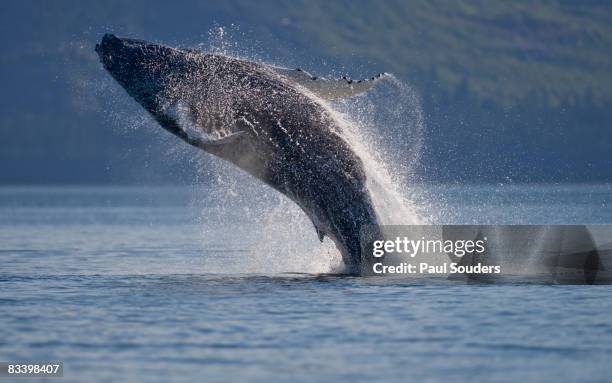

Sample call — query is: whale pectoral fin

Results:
[196,126,270,183]
[198,131,247,147]
[272,67,389,100]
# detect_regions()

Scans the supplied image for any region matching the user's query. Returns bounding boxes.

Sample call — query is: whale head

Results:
[96,34,200,139]
[96,34,249,146]
[96,34,177,104]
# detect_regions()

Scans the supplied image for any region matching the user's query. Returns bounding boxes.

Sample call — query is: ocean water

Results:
[1,185,612,382]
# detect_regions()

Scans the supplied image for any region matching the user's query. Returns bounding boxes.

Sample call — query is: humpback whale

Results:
[96,34,388,274]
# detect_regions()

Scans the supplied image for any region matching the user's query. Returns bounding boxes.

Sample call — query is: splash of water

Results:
[329,74,427,225]
[189,28,430,273]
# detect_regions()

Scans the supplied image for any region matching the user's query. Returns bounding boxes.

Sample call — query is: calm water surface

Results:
[1,185,611,382]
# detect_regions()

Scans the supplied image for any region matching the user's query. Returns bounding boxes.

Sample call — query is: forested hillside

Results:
[1,0,611,183]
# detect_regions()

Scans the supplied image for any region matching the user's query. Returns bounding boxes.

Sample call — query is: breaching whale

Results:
[96,34,389,274]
